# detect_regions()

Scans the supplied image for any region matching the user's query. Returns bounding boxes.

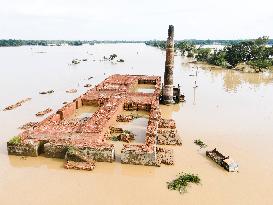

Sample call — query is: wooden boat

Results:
[206,148,239,172]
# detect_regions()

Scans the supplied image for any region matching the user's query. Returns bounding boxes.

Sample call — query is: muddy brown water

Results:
[0,44,273,205]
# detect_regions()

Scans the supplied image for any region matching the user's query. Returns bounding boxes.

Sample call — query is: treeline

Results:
[2,39,272,47]
[145,39,273,48]
[0,39,147,47]
[93,40,144,43]
[146,37,273,70]
[0,39,95,47]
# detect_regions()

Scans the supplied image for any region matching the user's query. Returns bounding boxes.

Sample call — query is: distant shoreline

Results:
[1,39,273,47]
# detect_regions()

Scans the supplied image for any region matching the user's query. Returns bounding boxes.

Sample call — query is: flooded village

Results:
[1,26,273,205]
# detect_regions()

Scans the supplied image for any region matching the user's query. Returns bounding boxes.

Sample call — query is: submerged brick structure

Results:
[7,74,182,170]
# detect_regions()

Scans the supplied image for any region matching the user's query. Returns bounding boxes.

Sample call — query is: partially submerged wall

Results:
[121,145,158,166]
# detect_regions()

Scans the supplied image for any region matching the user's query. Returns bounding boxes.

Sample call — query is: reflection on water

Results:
[191,62,273,93]
[114,111,149,144]
[0,44,273,205]
[223,71,273,92]
[69,106,98,119]
[135,84,156,94]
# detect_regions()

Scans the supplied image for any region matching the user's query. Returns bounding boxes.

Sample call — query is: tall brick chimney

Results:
[162,25,175,104]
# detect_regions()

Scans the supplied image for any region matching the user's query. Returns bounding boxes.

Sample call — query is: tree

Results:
[208,50,228,67]
[196,48,211,61]
[176,41,196,56]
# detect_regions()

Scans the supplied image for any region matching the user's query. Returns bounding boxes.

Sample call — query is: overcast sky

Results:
[0,0,272,40]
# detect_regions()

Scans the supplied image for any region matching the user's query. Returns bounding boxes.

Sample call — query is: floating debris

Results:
[63,102,68,104]
[194,139,207,148]
[84,84,92,88]
[117,59,125,62]
[109,54,117,60]
[3,98,31,111]
[35,108,52,116]
[109,127,135,143]
[116,113,141,122]
[167,172,201,194]
[39,90,54,95]
[66,89,77,93]
[82,59,88,61]
[206,148,239,172]
[109,126,124,134]
[19,122,38,130]
[72,59,80,64]
[88,76,93,80]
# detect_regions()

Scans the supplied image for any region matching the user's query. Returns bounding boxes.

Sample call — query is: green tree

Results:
[196,48,211,61]
[177,41,196,56]
[208,50,228,67]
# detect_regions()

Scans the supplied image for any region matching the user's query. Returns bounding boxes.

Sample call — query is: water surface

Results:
[0,44,273,205]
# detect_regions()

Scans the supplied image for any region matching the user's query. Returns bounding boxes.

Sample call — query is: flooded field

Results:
[0,43,273,204]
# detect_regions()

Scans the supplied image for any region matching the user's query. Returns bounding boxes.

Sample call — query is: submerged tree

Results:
[195,48,211,61]
[176,41,196,56]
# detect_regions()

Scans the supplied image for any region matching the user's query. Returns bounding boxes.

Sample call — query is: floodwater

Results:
[69,106,99,119]
[0,44,273,205]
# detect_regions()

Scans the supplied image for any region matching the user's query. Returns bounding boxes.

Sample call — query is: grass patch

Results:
[110,130,135,142]
[123,130,131,134]
[167,172,201,194]
[194,139,207,148]
[111,136,120,141]
[67,146,78,154]
[8,136,21,145]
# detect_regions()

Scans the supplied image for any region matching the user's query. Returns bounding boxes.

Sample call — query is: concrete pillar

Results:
[163,25,175,104]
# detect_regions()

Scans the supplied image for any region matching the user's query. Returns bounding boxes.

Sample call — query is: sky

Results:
[0,0,272,40]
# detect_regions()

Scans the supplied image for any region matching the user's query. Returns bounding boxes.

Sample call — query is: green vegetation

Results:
[123,130,131,134]
[167,172,201,194]
[111,136,120,141]
[0,39,152,47]
[0,39,94,47]
[0,39,48,46]
[194,139,207,148]
[145,39,273,47]
[196,48,211,61]
[110,130,135,142]
[146,37,273,71]
[67,41,83,46]
[224,36,273,69]
[176,41,196,57]
[145,41,166,49]
[8,136,21,145]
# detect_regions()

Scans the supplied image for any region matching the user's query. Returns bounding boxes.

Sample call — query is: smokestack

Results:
[162,25,175,104]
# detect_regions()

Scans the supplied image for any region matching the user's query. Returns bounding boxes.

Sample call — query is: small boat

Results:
[206,148,239,172]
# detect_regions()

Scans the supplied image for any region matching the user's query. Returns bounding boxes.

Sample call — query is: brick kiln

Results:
[7,74,182,170]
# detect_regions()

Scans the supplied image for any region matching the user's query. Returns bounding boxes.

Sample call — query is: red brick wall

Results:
[57,102,76,120]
